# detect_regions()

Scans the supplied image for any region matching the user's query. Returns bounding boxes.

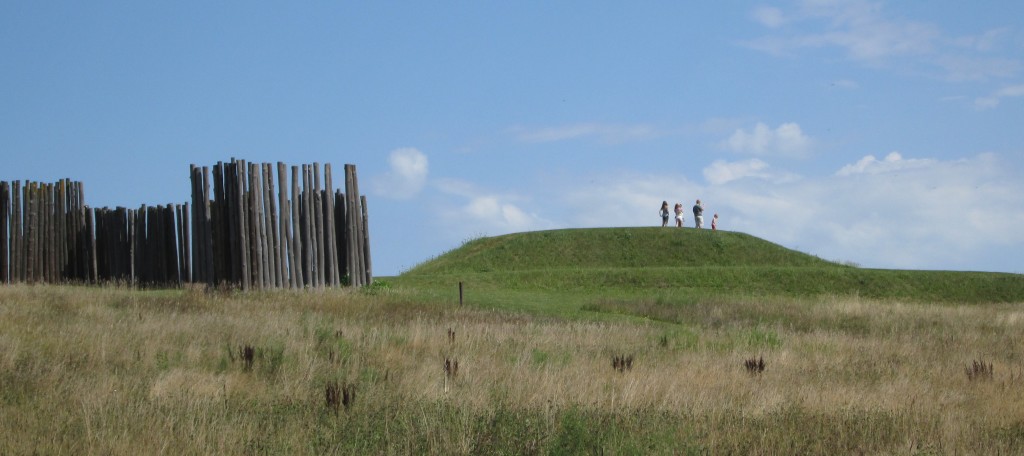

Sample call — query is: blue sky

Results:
[2,1,1023,275]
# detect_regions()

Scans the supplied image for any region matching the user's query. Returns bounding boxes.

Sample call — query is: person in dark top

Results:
[693,199,704,229]
[659,201,670,227]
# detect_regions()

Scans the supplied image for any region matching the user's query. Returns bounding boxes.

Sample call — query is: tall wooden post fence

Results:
[1,158,370,289]
[188,159,370,289]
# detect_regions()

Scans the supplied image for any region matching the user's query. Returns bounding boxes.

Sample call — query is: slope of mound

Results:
[397,228,1024,304]
[404,227,837,276]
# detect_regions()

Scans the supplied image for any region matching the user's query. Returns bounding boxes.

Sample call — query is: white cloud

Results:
[935,55,1021,83]
[974,84,1024,110]
[722,122,813,157]
[465,196,533,228]
[562,173,703,228]
[746,0,937,60]
[952,27,1010,52]
[512,123,658,144]
[744,0,1021,82]
[434,178,552,237]
[831,79,860,89]
[703,158,799,185]
[835,151,935,176]
[558,153,1024,272]
[752,6,786,28]
[371,148,429,199]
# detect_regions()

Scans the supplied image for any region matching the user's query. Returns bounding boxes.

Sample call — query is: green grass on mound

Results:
[397,227,1024,304]
[405,227,835,275]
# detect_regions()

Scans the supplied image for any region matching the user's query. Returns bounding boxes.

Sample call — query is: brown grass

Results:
[1,284,1023,454]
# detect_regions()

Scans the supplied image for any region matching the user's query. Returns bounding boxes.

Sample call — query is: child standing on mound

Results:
[673,203,684,227]
[712,213,719,230]
[659,201,670,227]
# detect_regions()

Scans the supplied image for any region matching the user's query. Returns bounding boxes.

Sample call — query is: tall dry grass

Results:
[1,284,1022,454]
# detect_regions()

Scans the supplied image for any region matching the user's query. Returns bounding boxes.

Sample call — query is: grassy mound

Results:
[398,227,1024,304]
[404,227,835,275]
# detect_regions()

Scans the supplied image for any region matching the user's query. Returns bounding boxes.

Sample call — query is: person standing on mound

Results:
[659,201,670,227]
[712,213,719,231]
[693,199,704,229]
[674,203,684,227]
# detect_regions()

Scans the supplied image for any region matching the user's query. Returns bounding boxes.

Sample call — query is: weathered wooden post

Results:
[1,182,8,284]
[300,165,312,286]
[361,194,372,285]
[323,164,340,287]
[180,203,191,283]
[264,163,281,288]
[24,182,36,283]
[344,165,365,287]
[264,163,276,286]
[15,181,24,282]
[339,188,352,280]
[288,165,301,287]
[87,206,97,283]
[216,162,232,285]
[128,208,136,284]
[248,162,263,289]
[277,162,292,288]
[311,163,324,288]
[190,165,207,285]
[56,180,66,280]
[235,160,250,290]
[344,166,358,287]
[77,184,87,283]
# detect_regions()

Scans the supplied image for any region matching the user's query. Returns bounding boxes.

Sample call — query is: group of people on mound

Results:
[660,199,717,230]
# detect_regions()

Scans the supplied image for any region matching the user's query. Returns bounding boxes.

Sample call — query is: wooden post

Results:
[344,166,358,287]
[312,163,325,288]
[323,164,340,287]
[48,183,56,282]
[64,180,74,281]
[203,165,216,287]
[300,165,312,287]
[277,162,292,288]
[181,203,191,283]
[0,182,8,284]
[163,205,177,286]
[55,180,65,280]
[190,165,207,285]
[128,208,136,284]
[77,184,87,283]
[361,194,372,285]
[145,206,157,284]
[264,163,281,288]
[24,182,35,283]
[216,162,233,286]
[87,206,97,283]
[40,183,49,282]
[339,188,352,280]
[248,162,264,289]
[290,165,302,287]
[45,183,52,282]
[135,207,144,284]
[8,182,16,282]
[92,208,101,282]
[236,160,250,290]
[264,163,276,286]
[345,166,365,287]
[14,181,23,282]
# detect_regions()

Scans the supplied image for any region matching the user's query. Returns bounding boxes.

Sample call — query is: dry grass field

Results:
[2,283,1023,454]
